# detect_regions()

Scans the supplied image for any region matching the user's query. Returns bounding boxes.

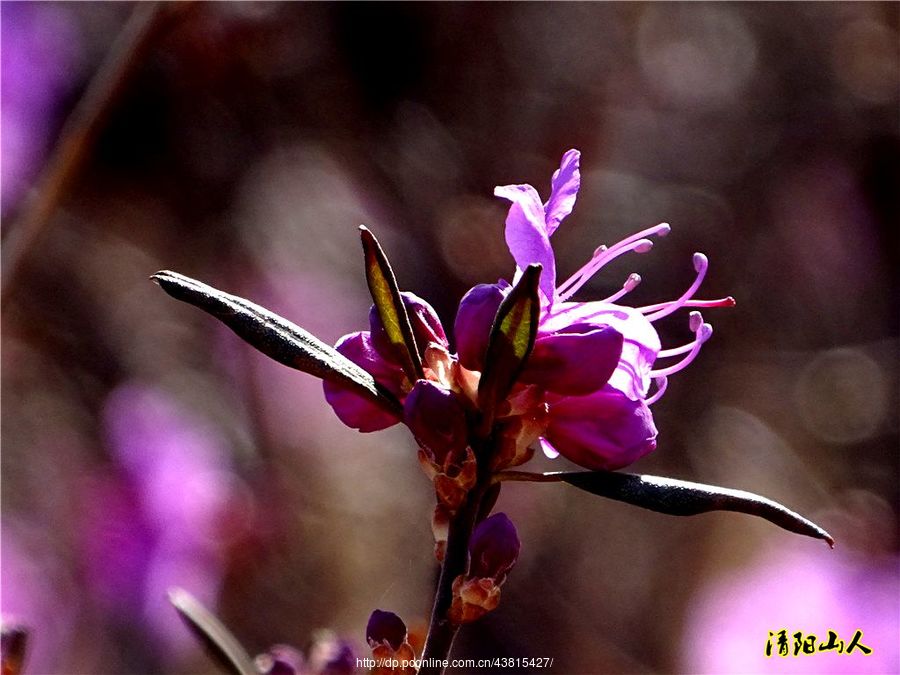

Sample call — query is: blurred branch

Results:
[1,2,189,308]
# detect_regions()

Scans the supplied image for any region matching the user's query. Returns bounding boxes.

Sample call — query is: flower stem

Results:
[494,470,563,484]
[419,476,489,674]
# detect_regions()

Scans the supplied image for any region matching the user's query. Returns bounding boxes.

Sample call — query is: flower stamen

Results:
[601,273,641,303]
[643,253,709,322]
[638,296,736,314]
[558,239,654,301]
[645,376,668,405]
[557,223,670,301]
[649,312,713,378]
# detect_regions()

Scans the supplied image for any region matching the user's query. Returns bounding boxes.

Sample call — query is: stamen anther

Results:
[689,310,703,333]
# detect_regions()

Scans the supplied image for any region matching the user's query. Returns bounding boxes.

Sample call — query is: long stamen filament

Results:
[650,318,713,378]
[601,273,641,303]
[556,245,607,296]
[657,341,697,358]
[645,376,668,405]
[644,253,708,322]
[556,223,670,300]
[558,239,654,301]
[638,296,735,315]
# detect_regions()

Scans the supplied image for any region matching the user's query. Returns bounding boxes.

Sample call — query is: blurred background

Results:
[2,3,898,674]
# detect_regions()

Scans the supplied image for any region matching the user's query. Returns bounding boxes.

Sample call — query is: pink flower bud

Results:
[453,282,509,371]
[403,380,468,463]
[369,292,447,362]
[469,513,520,583]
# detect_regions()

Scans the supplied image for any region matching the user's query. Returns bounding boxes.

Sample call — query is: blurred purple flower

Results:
[1,522,75,675]
[97,383,244,658]
[255,644,305,675]
[306,631,356,675]
[682,545,899,674]
[0,3,82,216]
[456,149,732,470]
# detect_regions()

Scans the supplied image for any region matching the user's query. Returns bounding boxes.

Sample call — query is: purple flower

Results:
[324,149,731,474]
[455,149,732,470]
[682,544,899,674]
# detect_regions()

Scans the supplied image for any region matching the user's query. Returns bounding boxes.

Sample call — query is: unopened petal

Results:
[366,609,407,651]
[469,513,520,583]
[322,332,403,432]
[546,385,658,470]
[403,380,468,463]
[369,291,448,364]
[454,283,508,371]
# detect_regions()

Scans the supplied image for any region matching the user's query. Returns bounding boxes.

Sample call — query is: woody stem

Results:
[419,467,492,674]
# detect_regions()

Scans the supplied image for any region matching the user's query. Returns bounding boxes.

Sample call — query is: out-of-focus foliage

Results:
[2,3,897,673]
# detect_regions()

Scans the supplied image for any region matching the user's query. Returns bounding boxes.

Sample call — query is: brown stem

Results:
[494,470,563,484]
[418,476,490,674]
[0,2,190,307]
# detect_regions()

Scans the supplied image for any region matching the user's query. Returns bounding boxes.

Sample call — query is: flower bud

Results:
[366,610,407,651]
[468,513,520,583]
[369,292,447,363]
[448,514,520,624]
[366,610,416,675]
[403,380,468,463]
[453,283,508,371]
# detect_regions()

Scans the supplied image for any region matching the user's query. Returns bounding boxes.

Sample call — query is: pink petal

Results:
[544,149,581,236]
[542,301,660,400]
[495,183,557,301]
[545,385,658,470]
[322,332,403,432]
[521,324,623,396]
